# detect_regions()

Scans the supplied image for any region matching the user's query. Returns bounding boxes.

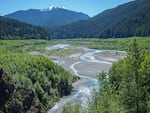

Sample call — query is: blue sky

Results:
[0,0,133,17]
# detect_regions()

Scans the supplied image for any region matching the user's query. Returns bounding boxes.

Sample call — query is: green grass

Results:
[0,37,149,53]
[45,48,74,57]
[0,40,55,53]
[53,37,150,51]
[0,37,149,58]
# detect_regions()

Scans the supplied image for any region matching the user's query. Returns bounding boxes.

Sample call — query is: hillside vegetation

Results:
[49,0,150,39]
[62,39,150,113]
[0,40,77,113]
[0,16,50,40]
[0,37,149,113]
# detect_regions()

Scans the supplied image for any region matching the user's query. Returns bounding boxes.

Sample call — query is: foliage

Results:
[62,39,150,113]
[62,102,85,113]
[0,38,149,112]
[54,37,150,51]
[0,53,77,108]
[0,16,50,40]
[91,39,150,113]
[0,37,150,54]
[0,68,46,113]
[44,47,83,57]
[0,40,53,53]
[0,40,77,110]
[48,0,150,39]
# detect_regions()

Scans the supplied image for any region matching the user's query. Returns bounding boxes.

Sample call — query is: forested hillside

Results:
[0,41,77,113]
[0,16,50,40]
[62,39,150,113]
[49,0,150,39]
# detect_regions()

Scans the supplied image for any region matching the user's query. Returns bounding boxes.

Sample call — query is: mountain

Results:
[49,0,150,39]
[5,6,90,27]
[0,16,50,39]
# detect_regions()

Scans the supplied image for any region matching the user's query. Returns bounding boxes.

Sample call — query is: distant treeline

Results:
[49,0,150,39]
[0,16,50,40]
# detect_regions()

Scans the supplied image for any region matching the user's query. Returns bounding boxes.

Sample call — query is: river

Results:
[42,44,125,113]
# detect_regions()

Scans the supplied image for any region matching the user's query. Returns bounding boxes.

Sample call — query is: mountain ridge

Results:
[5,6,90,27]
[48,0,150,39]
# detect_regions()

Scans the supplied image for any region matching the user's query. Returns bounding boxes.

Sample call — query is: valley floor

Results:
[0,37,149,113]
[34,44,126,113]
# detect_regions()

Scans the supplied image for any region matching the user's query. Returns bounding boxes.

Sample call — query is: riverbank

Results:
[46,44,126,113]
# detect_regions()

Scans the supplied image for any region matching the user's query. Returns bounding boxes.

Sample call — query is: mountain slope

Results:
[49,0,150,39]
[5,6,90,27]
[0,16,50,39]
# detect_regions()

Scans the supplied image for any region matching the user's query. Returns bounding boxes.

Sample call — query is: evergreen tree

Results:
[62,39,150,113]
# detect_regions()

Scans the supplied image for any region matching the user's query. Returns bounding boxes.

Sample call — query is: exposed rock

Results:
[0,68,46,113]
[0,68,3,79]
[0,69,15,110]
[7,100,23,113]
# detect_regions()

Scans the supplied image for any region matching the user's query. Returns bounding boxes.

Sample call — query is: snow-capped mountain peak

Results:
[61,6,66,9]
[41,5,66,11]
[47,5,57,10]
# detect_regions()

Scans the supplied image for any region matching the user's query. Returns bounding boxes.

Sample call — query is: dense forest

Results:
[0,16,50,40]
[49,0,150,39]
[62,39,150,113]
[0,41,77,113]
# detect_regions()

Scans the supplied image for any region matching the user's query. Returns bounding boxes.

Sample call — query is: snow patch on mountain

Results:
[41,5,66,11]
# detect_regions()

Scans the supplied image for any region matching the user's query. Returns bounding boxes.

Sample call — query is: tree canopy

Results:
[63,39,150,113]
[49,0,150,39]
[0,16,50,40]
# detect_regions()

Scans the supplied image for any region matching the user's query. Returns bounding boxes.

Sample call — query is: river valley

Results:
[31,44,126,113]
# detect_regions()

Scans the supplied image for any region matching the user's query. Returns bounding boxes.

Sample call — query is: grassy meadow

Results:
[0,37,149,54]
